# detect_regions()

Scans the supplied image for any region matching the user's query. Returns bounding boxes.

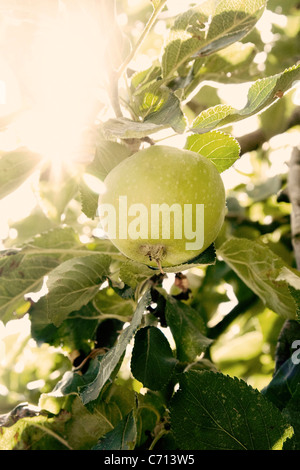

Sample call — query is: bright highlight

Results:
[13,5,106,167]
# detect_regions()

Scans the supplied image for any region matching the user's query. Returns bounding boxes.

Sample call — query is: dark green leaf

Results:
[170,370,293,450]
[162,292,212,361]
[262,358,300,410]
[131,326,177,390]
[135,391,164,448]
[283,385,300,450]
[92,410,137,450]
[78,289,151,404]
[163,243,216,273]
[30,301,100,351]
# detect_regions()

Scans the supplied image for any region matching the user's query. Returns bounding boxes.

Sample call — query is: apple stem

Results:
[155,258,165,275]
[139,243,166,273]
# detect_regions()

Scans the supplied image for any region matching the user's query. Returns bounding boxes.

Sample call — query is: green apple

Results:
[98,145,226,269]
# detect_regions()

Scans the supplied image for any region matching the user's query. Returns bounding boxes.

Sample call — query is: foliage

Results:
[0,0,300,450]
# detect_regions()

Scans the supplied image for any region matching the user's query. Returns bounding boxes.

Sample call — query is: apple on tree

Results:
[98,145,226,269]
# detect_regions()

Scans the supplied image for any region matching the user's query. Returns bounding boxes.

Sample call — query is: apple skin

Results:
[98,145,226,268]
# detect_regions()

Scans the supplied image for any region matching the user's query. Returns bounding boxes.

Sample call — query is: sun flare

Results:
[5,3,107,171]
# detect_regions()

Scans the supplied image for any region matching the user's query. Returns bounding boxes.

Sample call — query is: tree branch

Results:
[207,295,258,340]
[236,128,266,155]
[288,146,300,269]
[273,144,300,373]
[237,106,300,155]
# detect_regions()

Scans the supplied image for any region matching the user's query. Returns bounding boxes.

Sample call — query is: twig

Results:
[109,74,123,118]
[117,0,168,79]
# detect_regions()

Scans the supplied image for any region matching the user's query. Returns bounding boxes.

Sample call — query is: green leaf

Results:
[192,63,300,132]
[93,287,135,320]
[0,383,135,450]
[92,410,137,450]
[217,237,300,320]
[0,413,72,450]
[102,117,168,140]
[38,171,78,220]
[130,80,186,133]
[119,260,155,289]
[135,391,164,448]
[131,326,177,390]
[170,370,293,450]
[163,243,216,273]
[144,89,186,134]
[283,385,300,450]
[87,140,132,181]
[192,41,257,84]
[42,254,111,327]
[289,286,300,322]
[0,227,120,324]
[30,301,100,351]
[185,131,240,172]
[79,181,99,219]
[265,0,299,16]
[4,207,56,247]
[0,147,41,200]
[161,292,212,362]
[0,403,40,428]
[162,0,266,79]
[182,42,258,101]
[78,289,151,404]
[201,0,266,57]
[0,227,81,323]
[191,103,234,133]
[130,65,162,94]
[245,175,282,202]
[119,245,215,280]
